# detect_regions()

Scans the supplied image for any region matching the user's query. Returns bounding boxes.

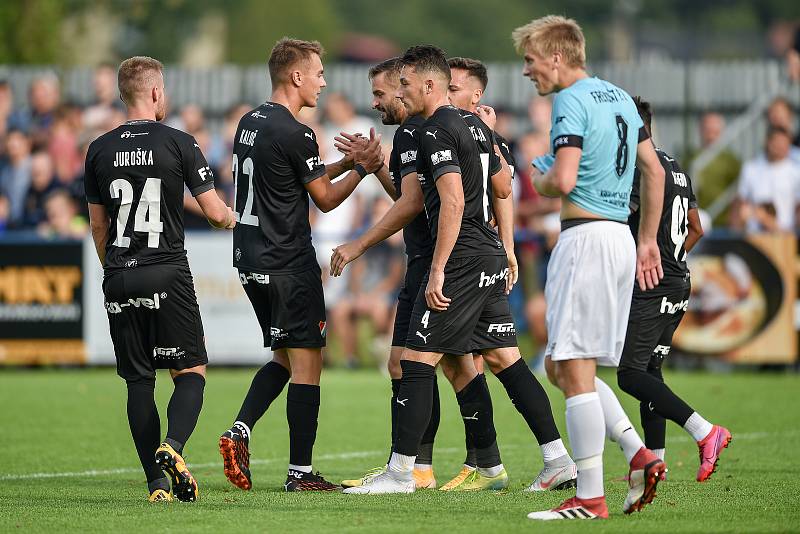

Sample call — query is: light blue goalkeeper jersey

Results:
[549,76,646,222]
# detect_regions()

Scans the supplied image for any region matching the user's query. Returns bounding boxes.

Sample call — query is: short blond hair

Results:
[512,16,586,68]
[268,38,325,85]
[118,56,163,105]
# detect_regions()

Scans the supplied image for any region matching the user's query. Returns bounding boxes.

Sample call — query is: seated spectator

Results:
[0,129,32,225]
[685,111,742,225]
[732,126,800,233]
[22,151,57,227]
[37,189,87,239]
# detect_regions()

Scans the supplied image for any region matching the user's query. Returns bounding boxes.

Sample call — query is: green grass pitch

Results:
[1,367,798,532]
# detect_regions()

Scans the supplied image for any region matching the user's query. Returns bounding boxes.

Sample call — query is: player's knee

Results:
[125,376,155,392]
[616,367,640,395]
[171,364,206,379]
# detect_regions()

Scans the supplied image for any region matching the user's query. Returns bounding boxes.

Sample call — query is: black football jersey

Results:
[389,114,433,260]
[231,102,326,274]
[416,105,504,259]
[495,133,516,177]
[459,110,503,225]
[84,120,215,272]
[629,148,697,279]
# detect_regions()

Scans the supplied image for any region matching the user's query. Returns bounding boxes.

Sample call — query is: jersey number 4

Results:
[233,154,258,226]
[110,178,163,248]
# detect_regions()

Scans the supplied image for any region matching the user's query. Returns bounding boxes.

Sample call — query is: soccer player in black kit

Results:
[345,45,569,495]
[217,38,384,492]
[85,56,235,503]
[618,97,731,482]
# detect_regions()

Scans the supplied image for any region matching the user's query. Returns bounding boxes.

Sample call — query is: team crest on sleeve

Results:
[319,321,327,337]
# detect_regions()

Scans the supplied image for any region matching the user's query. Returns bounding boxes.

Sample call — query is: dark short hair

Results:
[268,37,324,85]
[633,96,653,136]
[447,57,488,90]
[368,57,402,84]
[118,56,163,105]
[400,45,450,82]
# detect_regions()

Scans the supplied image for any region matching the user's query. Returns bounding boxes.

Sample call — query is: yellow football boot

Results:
[155,442,199,502]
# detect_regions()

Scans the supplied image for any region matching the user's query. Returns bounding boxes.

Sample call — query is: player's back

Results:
[459,110,503,225]
[85,120,214,271]
[629,148,696,279]
[232,103,324,275]
[417,105,503,258]
[550,77,645,221]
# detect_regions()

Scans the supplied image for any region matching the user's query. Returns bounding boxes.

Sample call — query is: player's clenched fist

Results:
[425,269,451,311]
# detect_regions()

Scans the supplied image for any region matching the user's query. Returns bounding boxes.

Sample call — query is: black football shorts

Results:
[239,265,326,351]
[391,255,432,347]
[619,275,691,372]
[103,264,208,381]
[404,254,517,355]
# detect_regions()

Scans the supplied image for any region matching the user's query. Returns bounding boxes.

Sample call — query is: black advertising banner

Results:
[674,233,797,364]
[0,241,85,364]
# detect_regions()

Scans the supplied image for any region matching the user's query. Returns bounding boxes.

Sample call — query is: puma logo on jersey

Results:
[416,331,430,343]
[403,128,415,136]
[304,132,314,140]
[425,130,437,139]
[660,297,688,314]
[113,149,153,167]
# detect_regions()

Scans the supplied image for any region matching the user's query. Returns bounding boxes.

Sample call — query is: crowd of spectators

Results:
[1,66,799,365]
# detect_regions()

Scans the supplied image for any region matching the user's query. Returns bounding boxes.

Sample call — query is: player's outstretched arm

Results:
[87,203,110,265]
[335,132,396,200]
[635,139,666,290]
[330,173,424,276]
[306,128,384,213]
[532,147,580,197]
[493,191,517,294]
[196,189,236,229]
[426,172,464,311]
[685,208,704,252]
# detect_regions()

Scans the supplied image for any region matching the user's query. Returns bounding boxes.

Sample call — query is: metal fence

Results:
[1,60,798,159]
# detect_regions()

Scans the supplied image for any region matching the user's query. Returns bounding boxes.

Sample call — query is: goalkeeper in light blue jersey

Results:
[513,15,668,522]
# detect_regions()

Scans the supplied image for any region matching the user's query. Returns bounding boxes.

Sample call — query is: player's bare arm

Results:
[532,146,580,198]
[195,189,236,229]
[88,202,110,264]
[635,139,666,290]
[330,172,424,276]
[305,128,384,212]
[335,132,396,200]
[493,192,517,294]
[426,172,464,311]
[684,207,704,252]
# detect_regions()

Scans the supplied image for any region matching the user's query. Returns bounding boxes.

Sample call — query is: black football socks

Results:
[456,374,502,468]
[394,360,435,457]
[235,361,291,431]
[164,372,205,454]
[126,378,165,486]
[286,383,320,470]
[495,359,561,445]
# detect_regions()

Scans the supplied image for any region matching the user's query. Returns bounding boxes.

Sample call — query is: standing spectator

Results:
[0,129,32,225]
[82,64,122,133]
[22,151,57,227]
[733,126,800,233]
[685,112,742,225]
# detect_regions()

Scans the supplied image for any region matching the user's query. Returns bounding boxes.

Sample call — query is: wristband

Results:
[354,164,368,179]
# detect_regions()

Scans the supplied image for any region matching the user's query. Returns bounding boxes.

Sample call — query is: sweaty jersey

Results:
[550,77,647,221]
[84,120,215,272]
[459,110,502,225]
[389,114,433,260]
[629,148,697,279]
[416,105,504,258]
[232,102,326,274]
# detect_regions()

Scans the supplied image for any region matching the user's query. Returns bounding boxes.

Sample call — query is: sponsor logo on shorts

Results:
[239,272,269,285]
[659,297,688,315]
[478,268,509,288]
[153,346,186,359]
[105,292,165,314]
[319,321,327,338]
[235,248,242,261]
[487,322,515,335]
[125,258,138,268]
[270,327,288,341]
[654,345,671,355]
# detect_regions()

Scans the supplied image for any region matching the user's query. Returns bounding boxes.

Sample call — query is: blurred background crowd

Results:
[2,0,800,367]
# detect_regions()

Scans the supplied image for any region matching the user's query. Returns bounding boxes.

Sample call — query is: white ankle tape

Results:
[575,455,603,471]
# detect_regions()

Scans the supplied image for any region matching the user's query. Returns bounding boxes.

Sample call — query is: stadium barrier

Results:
[0,232,797,366]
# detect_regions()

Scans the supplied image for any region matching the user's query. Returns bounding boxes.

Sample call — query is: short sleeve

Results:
[496,135,516,178]
[488,132,502,176]
[84,142,102,204]
[420,125,460,181]
[551,91,587,152]
[394,126,419,178]
[285,127,326,184]
[182,135,215,197]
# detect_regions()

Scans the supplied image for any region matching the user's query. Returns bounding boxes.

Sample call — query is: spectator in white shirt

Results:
[733,126,800,233]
